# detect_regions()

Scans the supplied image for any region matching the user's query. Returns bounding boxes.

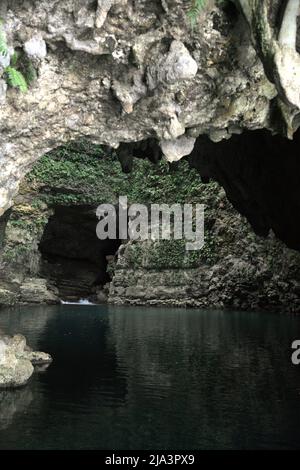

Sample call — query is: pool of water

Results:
[0,305,299,450]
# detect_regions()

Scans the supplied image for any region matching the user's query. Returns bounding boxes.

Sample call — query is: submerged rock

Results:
[0,334,52,389]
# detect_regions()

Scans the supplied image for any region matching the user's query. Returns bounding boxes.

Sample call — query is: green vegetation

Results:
[0,20,31,93]
[187,0,230,26]
[4,66,28,93]
[9,215,48,235]
[187,0,207,26]
[125,233,219,270]
[26,141,220,206]
[11,50,37,86]
[2,206,50,269]
[3,244,30,264]
[24,141,225,270]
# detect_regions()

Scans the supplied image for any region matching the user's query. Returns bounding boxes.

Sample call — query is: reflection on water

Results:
[0,388,33,431]
[0,305,299,449]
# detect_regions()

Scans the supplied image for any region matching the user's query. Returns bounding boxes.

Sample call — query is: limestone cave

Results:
[0,0,300,452]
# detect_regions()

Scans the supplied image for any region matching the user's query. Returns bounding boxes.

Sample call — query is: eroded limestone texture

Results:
[1,145,299,311]
[0,0,299,278]
[0,0,288,218]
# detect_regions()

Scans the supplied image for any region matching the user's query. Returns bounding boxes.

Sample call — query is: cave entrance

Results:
[39,205,121,303]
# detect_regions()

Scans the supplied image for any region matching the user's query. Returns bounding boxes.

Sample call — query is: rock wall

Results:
[0,1,299,311]
[1,143,298,312]
[1,0,298,230]
[109,186,300,313]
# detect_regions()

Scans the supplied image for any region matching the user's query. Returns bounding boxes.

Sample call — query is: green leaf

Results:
[5,66,28,93]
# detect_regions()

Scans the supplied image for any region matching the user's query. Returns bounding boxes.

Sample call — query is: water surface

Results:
[0,305,299,450]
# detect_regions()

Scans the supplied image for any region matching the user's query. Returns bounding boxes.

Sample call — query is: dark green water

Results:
[0,305,299,450]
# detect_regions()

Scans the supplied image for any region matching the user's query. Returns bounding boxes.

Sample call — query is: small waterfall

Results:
[60,298,95,305]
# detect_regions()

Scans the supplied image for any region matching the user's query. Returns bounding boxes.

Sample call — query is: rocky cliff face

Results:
[1,0,300,249]
[0,0,300,311]
[0,144,299,312]
[110,183,300,313]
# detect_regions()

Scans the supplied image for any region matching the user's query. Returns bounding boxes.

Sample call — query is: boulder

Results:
[0,334,52,389]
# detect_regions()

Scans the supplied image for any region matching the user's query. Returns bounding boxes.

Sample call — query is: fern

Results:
[5,66,28,93]
[187,0,207,27]
[0,21,29,93]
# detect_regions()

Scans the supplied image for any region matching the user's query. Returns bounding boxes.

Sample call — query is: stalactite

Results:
[278,0,300,48]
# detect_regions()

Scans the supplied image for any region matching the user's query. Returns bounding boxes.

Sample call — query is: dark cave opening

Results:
[188,128,300,251]
[114,128,300,253]
[39,205,121,302]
